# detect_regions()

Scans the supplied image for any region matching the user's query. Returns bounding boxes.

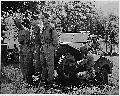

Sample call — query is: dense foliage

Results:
[1,1,119,50]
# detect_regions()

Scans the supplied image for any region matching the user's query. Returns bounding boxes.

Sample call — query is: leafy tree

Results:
[1,1,104,34]
[1,1,39,48]
[37,1,102,34]
[2,1,117,51]
[105,13,119,53]
[1,1,39,29]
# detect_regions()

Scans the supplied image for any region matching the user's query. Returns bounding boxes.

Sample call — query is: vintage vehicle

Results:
[54,32,113,87]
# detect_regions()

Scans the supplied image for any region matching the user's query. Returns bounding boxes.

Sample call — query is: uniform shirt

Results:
[41,24,58,47]
[15,18,30,45]
[18,29,30,45]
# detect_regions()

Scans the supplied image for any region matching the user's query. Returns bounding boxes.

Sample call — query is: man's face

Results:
[42,17,48,25]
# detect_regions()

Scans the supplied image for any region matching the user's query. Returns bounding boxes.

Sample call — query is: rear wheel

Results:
[95,67,108,85]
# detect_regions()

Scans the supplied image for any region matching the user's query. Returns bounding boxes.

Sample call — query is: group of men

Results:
[14,13,59,86]
[13,12,101,87]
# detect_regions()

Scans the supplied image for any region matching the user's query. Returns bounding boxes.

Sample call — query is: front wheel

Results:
[56,53,77,86]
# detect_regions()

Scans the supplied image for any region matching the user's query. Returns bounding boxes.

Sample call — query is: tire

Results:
[56,54,69,86]
[100,67,108,84]
[94,56,113,85]
[56,53,77,86]
[95,67,108,85]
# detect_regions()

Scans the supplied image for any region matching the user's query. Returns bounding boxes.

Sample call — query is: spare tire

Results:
[94,56,113,85]
[94,56,113,74]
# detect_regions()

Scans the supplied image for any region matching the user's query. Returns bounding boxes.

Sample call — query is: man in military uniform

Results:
[31,20,43,77]
[14,18,34,85]
[79,43,95,78]
[40,13,59,85]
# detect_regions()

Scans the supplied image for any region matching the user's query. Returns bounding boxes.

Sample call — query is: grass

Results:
[1,56,119,94]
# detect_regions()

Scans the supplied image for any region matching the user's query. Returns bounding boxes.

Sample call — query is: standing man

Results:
[40,13,59,85]
[31,20,42,76]
[14,18,34,85]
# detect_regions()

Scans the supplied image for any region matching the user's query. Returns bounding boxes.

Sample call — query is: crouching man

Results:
[14,18,34,85]
[77,45,95,79]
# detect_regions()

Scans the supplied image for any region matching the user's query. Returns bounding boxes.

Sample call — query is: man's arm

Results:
[52,27,59,48]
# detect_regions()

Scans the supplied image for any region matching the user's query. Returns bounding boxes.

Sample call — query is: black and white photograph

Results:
[1,0,119,95]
